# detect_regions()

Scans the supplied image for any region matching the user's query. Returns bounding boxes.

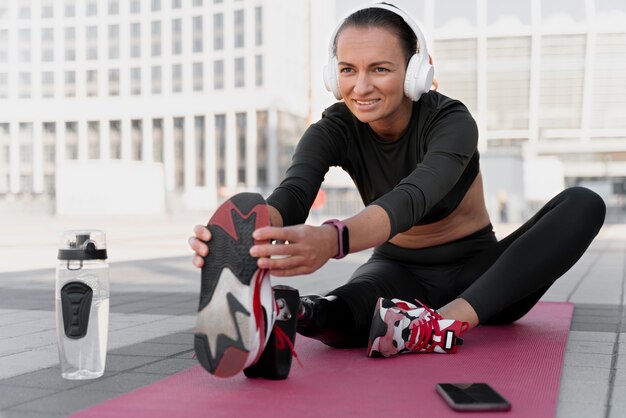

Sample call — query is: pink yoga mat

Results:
[73,302,572,418]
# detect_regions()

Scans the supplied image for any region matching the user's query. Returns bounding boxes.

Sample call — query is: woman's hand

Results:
[188,224,211,268]
[250,224,338,277]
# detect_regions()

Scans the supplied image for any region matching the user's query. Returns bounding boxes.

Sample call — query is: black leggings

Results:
[304,187,606,348]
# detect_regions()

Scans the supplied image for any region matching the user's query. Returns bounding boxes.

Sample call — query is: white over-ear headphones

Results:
[323,2,434,102]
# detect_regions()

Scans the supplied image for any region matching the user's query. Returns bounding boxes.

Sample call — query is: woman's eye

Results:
[339,67,353,74]
[375,67,389,73]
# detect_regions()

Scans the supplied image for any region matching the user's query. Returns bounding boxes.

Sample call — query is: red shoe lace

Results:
[273,325,303,368]
[405,299,469,352]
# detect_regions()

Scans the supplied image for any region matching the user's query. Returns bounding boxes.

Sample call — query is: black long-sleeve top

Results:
[266,91,479,239]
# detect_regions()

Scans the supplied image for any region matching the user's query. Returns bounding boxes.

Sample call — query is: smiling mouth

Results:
[353,99,380,105]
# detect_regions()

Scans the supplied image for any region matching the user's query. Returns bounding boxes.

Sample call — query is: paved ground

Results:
[0,213,624,417]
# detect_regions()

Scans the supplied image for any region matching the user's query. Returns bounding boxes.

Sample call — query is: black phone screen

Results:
[436,383,511,411]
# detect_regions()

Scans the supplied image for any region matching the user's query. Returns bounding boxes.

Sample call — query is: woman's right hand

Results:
[189,225,211,268]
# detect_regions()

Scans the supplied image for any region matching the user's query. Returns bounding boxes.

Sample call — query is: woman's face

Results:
[336,25,412,140]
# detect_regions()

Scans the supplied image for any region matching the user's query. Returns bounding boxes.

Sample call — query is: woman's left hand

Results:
[249,224,338,277]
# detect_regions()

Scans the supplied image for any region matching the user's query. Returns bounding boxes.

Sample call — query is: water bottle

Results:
[55,230,110,380]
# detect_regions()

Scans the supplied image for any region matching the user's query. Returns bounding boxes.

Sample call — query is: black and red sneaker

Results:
[243,285,300,380]
[194,193,275,378]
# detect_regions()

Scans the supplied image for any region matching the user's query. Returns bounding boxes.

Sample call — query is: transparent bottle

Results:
[55,230,110,380]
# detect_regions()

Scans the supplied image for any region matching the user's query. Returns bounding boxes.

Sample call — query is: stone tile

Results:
[565,340,614,355]
[571,321,619,333]
[0,385,55,409]
[110,341,191,357]
[10,388,120,415]
[609,385,626,405]
[79,372,169,394]
[0,367,91,390]
[558,380,609,403]
[561,365,611,382]
[104,354,162,372]
[568,331,617,342]
[0,410,67,418]
[564,352,614,369]
[609,406,626,418]
[147,331,194,345]
[133,357,197,374]
[556,401,606,418]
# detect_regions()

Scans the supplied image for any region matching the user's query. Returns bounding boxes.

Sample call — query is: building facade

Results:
[0,0,310,213]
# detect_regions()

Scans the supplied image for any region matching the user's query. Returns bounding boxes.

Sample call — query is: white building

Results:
[0,0,320,214]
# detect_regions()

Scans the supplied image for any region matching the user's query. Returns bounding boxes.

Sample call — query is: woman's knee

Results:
[564,187,606,232]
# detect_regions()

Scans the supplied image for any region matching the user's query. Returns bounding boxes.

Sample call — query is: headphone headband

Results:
[327,3,429,62]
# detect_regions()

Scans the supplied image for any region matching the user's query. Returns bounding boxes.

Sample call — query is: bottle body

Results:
[55,260,110,380]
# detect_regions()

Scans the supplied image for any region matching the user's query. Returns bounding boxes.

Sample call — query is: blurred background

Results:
[0,0,625,248]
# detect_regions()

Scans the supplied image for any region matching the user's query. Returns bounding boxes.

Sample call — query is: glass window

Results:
[152,65,162,94]
[65,71,76,97]
[130,0,140,14]
[108,69,120,96]
[214,60,224,90]
[19,123,33,178]
[0,73,7,98]
[87,121,100,159]
[152,119,164,162]
[0,30,7,63]
[236,113,246,184]
[86,70,98,97]
[109,120,122,160]
[86,0,98,16]
[172,0,182,9]
[434,0,477,30]
[64,0,75,17]
[41,28,54,62]
[592,33,626,129]
[18,0,31,19]
[152,0,161,12]
[173,117,185,189]
[215,114,226,187]
[130,23,141,58]
[193,16,203,53]
[151,21,162,57]
[193,62,203,91]
[109,121,121,159]
[108,0,119,15]
[42,71,54,98]
[65,27,76,61]
[172,64,182,92]
[433,39,478,115]
[19,29,31,63]
[41,0,54,18]
[172,19,182,55]
[255,55,263,87]
[108,25,120,59]
[42,122,56,166]
[193,0,203,6]
[255,6,262,46]
[86,26,98,60]
[256,111,268,186]
[131,120,142,160]
[234,10,244,48]
[19,72,31,98]
[65,122,78,160]
[213,13,224,50]
[195,116,205,186]
[486,37,531,130]
[130,67,141,95]
[539,35,586,130]
[235,57,245,87]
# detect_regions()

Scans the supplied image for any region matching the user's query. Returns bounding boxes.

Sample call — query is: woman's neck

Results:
[368,98,414,141]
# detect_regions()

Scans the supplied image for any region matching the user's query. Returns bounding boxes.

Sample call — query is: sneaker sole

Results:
[366,298,388,358]
[194,193,270,377]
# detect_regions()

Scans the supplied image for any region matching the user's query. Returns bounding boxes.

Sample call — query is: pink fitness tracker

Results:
[322,219,350,259]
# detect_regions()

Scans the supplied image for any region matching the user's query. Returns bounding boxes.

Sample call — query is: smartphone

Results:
[436,383,511,411]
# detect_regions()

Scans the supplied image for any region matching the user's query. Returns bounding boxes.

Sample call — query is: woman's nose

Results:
[354,73,373,95]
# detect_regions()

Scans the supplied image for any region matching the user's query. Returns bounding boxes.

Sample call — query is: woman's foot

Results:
[367,298,469,358]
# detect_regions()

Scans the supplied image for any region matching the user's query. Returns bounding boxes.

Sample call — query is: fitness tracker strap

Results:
[322,219,350,259]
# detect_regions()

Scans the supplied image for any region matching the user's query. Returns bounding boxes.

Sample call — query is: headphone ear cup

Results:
[404,54,434,101]
[323,56,342,100]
